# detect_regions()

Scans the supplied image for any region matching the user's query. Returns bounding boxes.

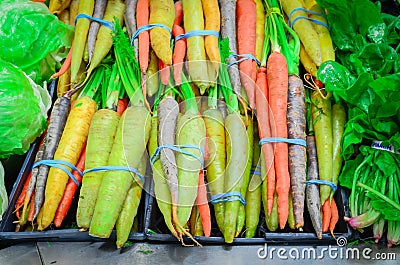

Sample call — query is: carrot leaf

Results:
[218,38,239,113]
[180,73,198,114]
[112,18,143,106]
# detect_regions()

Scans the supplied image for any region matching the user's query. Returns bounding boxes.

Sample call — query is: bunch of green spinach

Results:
[316,0,400,244]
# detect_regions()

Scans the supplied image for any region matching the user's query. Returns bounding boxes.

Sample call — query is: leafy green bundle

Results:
[317,0,400,245]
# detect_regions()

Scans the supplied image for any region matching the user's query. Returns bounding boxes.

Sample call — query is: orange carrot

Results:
[137,0,150,73]
[196,170,211,237]
[159,59,170,85]
[237,0,257,109]
[267,52,289,229]
[21,132,47,222]
[51,45,73,79]
[117,98,128,115]
[27,192,35,222]
[329,198,339,236]
[149,0,175,65]
[255,67,276,216]
[172,1,186,85]
[322,199,331,233]
[15,172,32,219]
[53,147,86,228]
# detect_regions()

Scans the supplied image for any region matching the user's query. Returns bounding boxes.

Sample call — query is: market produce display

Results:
[1,0,399,249]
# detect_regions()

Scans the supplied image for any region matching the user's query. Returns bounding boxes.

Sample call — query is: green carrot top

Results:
[219,37,239,113]
[104,63,124,111]
[112,18,143,106]
[208,86,218,110]
[78,65,105,105]
[262,0,300,76]
[180,73,198,114]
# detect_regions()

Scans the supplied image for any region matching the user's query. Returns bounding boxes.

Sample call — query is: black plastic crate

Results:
[261,188,353,244]
[0,80,149,243]
[145,176,353,245]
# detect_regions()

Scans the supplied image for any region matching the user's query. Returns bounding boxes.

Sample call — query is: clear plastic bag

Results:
[0,0,73,84]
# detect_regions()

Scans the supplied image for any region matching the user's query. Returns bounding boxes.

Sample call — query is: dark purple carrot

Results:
[88,0,108,63]
[34,93,71,219]
[219,0,241,96]
[306,136,322,239]
[20,135,46,224]
[287,75,306,229]
[124,0,139,60]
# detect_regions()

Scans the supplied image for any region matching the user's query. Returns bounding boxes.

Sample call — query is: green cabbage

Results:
[0,59,51,158]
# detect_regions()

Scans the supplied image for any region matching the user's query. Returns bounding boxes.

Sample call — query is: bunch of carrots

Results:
[12,0,350,247]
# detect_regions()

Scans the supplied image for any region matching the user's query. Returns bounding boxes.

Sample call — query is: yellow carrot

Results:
[38,96,97,230]
[182,0,210,94]
[279,0,322,66]
[69,0,80,26]
[254,0,265,62]
[149,0,175,65]
[201,0,220,83]
[303,0,335,63]
[299,43,318,77]
[146,50,160,97]
[57,9,70,25]
[70,0,94,83]
[50,0,72,15]
[57,69,71,97]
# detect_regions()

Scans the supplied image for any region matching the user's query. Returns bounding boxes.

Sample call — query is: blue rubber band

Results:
[175,30,219,42]
[306,180,337,193]
[228,53,261,67]
[75,14,114,30]
[211,191,246,205]
[288,7,329,30]
[251,165,261,169]
[32,160,81,186]
[290,16,330,29]
[259,138,307,147]
[83,166,145,183]
[250,170,262,176]
[131,24,172,45]
[150,144,205,169]
[289,7,327,19]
